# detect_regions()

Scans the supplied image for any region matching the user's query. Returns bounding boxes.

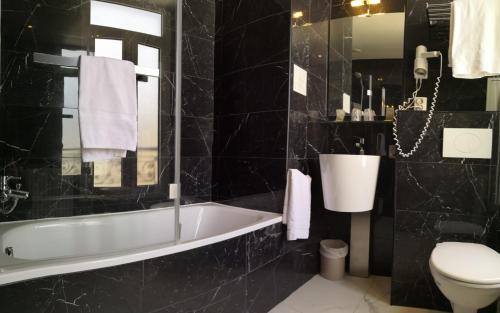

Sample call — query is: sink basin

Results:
[319,154,380,212]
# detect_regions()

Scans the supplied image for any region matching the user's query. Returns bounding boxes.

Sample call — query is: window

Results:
[90,1,162,37]
[137,45,160,186]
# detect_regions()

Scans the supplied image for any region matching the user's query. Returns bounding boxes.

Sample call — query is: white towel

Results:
[78,55,138,162]
[449,0,500,79]
[283,169,312,240]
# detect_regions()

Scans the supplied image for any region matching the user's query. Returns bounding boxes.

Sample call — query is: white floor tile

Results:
[269,275,448,313]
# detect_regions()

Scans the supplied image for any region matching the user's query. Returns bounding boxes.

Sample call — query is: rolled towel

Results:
[283,169,312,240]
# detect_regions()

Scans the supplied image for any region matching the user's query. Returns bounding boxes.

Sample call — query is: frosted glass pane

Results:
[137,76,159,186]
[95,38,122,59]
[62,108,82,176]
[91,1,162,37]
[138,78,159,148]
[138,45,159,71]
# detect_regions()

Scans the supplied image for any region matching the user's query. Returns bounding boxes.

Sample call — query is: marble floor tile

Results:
[269,275,448,313]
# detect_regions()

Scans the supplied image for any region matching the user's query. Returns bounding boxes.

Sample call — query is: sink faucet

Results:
[353,136,365,155]
[1,176,29,215]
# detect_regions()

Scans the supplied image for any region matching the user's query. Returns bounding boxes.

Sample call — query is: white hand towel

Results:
[78,55,138,162]
[283,169,312,240]
[449,0,500,79]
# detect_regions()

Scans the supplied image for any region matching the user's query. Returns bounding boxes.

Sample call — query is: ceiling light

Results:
[292,11,303,19]
[351,0,381,6]
[350,0,364,7]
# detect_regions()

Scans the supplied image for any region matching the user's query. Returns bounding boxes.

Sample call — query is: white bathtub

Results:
[0,202,282,285]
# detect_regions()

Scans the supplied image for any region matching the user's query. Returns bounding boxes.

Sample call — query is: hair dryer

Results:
[414,45,441,80]
[393,45,443,158]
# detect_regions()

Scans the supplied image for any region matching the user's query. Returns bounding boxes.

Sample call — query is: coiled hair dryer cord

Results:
[393,53,442,158]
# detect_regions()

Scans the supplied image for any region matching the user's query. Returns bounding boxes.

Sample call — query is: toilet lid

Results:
[430,242,500,285]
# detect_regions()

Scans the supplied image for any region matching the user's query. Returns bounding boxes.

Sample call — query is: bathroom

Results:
[0,0,499,312]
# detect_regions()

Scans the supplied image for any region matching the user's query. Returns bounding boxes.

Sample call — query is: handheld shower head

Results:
[353,72,364,107]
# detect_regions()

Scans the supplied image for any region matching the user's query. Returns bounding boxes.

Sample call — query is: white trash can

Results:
[320,240,348,281]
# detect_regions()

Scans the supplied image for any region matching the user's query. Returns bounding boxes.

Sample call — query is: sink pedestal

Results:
[319,154,380,278]
[350,211,371,277]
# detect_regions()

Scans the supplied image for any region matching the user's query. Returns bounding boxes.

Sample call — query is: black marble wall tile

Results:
[216,191,286,214]
[63,262,144,313]
[154,276,247,313]
[183,0,216,40]
[214,111,288,158]
[142,236,246,312]
[220,0,290,33]
[219,13,290,74]
[396,162,495,216]
[246,241,319,313]
[183,35,215,80]
[213,0,290,214]
[182,76,214,118]
[181,157,212,202]
[180,0,216,204]
[212,157,287,212]
[291,21,329,83]
[0,275,68,313]
[287,112,330,159]
[182,117,214,157]
[215,62,289,115]
[247,223,285,272]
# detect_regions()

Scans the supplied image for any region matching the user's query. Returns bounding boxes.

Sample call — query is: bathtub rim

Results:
[0,202,282,286]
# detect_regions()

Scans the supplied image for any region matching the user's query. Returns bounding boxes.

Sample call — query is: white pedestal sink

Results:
[319,154,381,277]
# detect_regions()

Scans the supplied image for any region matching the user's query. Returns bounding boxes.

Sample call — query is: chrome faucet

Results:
[1,176,29,215]
[353,136,365,155]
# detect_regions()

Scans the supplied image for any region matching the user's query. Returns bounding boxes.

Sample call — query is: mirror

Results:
[328,11,405,117]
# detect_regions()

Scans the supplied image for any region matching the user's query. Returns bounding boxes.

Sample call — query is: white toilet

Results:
[429,242,500,313]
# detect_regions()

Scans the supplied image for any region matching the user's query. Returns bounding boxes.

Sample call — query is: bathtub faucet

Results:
[1,176,29,215]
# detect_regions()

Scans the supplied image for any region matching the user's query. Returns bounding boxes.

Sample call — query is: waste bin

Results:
[320,240,348,281]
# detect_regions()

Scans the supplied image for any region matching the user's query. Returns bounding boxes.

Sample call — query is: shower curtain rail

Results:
[32,52,151,82]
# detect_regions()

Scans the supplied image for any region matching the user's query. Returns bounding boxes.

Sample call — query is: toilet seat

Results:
[430,242,500,285]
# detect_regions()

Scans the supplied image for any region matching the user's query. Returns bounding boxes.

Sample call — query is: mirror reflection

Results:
[328,12,405,117]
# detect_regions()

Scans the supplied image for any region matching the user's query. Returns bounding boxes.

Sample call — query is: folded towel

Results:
[449,0,500,79]
[283,169,312,240]
[78,55,138,162]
